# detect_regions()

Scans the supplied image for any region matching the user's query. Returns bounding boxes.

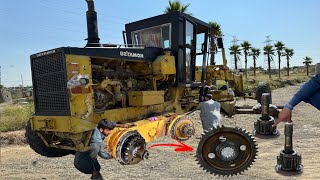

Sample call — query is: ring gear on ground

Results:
[196,126,258,177]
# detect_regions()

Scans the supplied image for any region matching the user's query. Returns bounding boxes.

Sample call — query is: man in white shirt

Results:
[197,94,221,131]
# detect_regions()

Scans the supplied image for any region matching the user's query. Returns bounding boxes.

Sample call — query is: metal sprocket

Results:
[196,126,258,177]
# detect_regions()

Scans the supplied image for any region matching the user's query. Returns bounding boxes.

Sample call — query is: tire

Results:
[25,121,75,157]
[256,82,272,104]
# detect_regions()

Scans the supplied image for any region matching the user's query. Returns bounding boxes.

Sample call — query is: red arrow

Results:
[148,139,193,152]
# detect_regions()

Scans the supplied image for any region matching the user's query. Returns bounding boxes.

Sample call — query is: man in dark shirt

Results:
[74,119,127,180]
[274,74,320,126]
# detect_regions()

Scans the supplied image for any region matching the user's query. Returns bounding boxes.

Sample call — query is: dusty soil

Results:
[1,84,320,180]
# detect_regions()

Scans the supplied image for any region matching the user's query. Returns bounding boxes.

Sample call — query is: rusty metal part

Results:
[116,131,148,165]
[275,123,303,174]
[169,117,195,141]
[181,124,195,137]
[253,116,279,137]
[235,104,282,118]
[253,93,279,137]
[196,126,258,177]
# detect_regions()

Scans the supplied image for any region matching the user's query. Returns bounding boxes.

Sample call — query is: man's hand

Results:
[273,108,292,127]
[116,123,129,128]
[107,150,113,158]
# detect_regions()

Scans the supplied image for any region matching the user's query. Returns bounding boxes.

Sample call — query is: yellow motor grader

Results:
[26,0,264,176]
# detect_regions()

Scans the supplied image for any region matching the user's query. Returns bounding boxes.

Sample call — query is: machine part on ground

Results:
[196,126,258,176]
[169,116,195,141]
[235,104,281,118]
[25,122,75,157]
[256,82,272,104]
[115,131,148,165]
[253,93,279,137]
[275,123,303,174]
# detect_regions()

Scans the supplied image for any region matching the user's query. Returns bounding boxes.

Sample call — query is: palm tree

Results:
[303,56,312,76]
[241,41,251,78]
[263,45,275,79]
[229,45,242,70]
[208,21,223,65]
[274,41,285,79]
[164,0,191,14]
[249,48,260,76]
[282,48,294,76]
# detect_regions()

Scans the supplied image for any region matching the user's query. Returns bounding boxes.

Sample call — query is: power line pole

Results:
[230,36,240,46]
[21,74,24,88]
[263,35,275,75]
[230,36,241,69]
[263,35,273,46]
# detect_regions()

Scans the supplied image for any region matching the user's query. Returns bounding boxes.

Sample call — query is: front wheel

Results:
[25,121,75,157]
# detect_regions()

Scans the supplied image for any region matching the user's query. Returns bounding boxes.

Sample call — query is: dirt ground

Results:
[1,84,320,180]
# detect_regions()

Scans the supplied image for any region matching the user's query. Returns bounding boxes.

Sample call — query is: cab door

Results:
[184,19,197,83]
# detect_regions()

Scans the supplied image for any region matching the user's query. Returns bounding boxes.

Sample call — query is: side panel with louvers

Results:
[31,51,70,116]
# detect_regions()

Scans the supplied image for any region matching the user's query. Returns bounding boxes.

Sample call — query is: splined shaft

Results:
[261,93,271,120]
[284,123,294,154]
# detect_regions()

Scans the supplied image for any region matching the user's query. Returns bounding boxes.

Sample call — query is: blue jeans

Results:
[74,151,101,174]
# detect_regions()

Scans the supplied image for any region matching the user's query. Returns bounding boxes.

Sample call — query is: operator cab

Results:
[125,11,212,87]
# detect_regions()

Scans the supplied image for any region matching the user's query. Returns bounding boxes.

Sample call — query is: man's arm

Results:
[98,145,112,160]
[288,74,320,108]
[116,123,128,128]
[274,74,320,126]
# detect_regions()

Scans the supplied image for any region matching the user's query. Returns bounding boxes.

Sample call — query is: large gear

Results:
[196,126,258,177]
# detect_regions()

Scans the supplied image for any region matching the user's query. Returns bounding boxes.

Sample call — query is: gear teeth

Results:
[195,126,258,176]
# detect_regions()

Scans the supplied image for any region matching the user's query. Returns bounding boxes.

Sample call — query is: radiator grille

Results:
[31,52,70,116]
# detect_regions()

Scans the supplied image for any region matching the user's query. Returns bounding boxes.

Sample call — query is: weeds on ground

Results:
[243,73,309,92]
[0,103,34,132]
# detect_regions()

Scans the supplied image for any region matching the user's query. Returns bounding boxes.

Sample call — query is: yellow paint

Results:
[128,91,165,106]
[152,51,176,81]
[93,102,174,123]
[106,114,177,159]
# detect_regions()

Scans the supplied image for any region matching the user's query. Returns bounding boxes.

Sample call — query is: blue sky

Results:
[1,0,319,87]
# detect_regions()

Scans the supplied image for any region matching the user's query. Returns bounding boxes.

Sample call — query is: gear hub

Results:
[253,93,279,137]
[169,117,195,141]
[116,131,148,165]
[196,126,258,176]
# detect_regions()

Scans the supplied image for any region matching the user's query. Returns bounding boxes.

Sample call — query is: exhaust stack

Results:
[85,0,101,47]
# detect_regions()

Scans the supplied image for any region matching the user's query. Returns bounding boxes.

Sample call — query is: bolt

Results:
[240,145,246,151]
[208,153,215,159]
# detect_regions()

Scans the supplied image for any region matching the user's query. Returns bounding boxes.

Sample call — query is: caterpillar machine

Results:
[26,0,262,176]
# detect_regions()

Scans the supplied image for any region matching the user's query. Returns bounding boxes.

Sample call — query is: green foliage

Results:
[249,48,260,57]
[208,21,222,65]
[164,0,191,15]
[0,103,34,132]
[229,45,242,55]
[263,45,275,56]
[274,41,285,52]
[243,72,309,92]
[208,21,223,37]
[241,41,251,52]
[282,48,294,58]
[303,56,312,66]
